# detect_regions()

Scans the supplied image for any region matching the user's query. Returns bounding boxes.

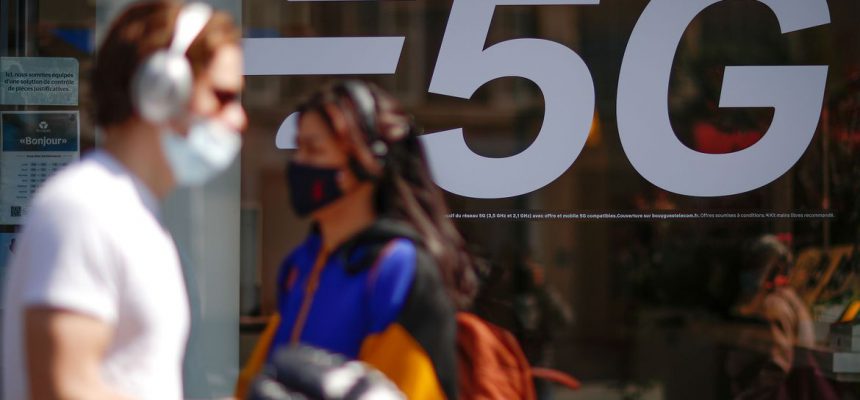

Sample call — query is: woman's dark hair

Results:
[295,80,479,309]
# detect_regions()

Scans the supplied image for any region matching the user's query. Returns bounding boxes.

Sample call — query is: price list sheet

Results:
[1,111,79,225]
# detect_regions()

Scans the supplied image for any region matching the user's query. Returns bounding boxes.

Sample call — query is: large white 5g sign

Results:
[244,0,830,199]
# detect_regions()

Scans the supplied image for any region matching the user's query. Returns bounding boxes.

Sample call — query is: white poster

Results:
[1,111,80,225]
[0,57,79,106]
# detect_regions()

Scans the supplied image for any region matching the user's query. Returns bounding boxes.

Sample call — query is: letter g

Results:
[617,0,830,196]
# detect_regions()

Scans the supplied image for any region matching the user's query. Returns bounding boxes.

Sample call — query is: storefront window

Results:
[2,0,96,388]
[241,0,860,398]
[2,0,859,398]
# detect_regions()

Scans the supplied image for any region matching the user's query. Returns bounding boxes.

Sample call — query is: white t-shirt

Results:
[2,150,190,400]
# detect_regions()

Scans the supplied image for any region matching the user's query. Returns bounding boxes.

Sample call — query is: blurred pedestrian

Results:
[236,80,478,400]
[2,2,245,398]
[473,253,573,400]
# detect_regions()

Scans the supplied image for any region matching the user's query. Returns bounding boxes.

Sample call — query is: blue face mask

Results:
[161,117,242,186]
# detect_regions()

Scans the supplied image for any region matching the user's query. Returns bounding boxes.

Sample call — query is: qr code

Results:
[11,206,21,217]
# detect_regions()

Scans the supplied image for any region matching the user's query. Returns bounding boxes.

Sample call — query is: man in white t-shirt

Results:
[2,2,246,399]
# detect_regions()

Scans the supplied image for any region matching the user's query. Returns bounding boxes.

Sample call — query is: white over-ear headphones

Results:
[131,2,213,124]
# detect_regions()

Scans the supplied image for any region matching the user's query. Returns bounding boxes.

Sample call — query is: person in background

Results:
[2,1,245,399]
[512,258,573,400]
[473,252,573,400]
[726,235,839,399]
[236,80,478,400]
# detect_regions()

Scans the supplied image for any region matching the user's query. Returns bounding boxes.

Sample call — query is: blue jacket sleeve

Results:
[367,239,417,334]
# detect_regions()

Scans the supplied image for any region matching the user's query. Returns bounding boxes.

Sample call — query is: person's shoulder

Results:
[397,239,443,282]
[374,238,453,309]
[762,289,802,321]
[280,234,321,273]
[29,153,128,223]
[377,238,418,267]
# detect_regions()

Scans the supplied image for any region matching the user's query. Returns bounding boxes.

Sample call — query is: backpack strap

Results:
[365,239,402,292]
[234,313,282,399]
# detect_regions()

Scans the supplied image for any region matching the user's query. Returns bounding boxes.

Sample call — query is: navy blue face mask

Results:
[286,161,344,217]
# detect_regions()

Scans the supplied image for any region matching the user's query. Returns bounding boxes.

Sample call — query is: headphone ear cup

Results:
[132,50,194,124]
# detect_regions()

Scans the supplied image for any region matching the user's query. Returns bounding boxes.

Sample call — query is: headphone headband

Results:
[170,2,213,55]
[131,2,213,123]
[333,80,389,181]
[336,80,382,149]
